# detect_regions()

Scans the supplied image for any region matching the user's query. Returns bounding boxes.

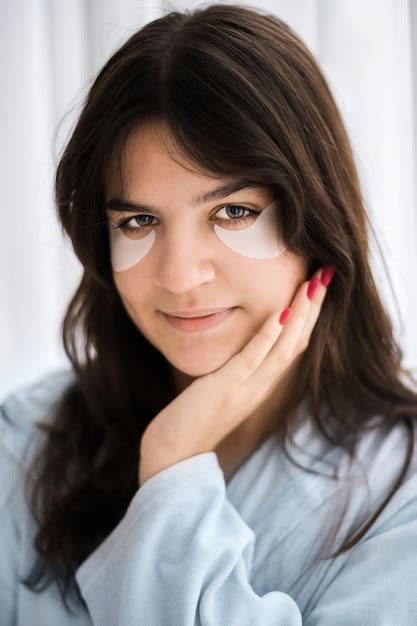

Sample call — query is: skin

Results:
[139,270,328,486]
[105,121,311,481]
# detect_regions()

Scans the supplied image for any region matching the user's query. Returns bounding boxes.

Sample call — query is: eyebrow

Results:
[105,179,261,213]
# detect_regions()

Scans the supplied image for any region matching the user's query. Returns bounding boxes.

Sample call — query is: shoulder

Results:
[0,368,77,471]
[296,415,417,556]
[299,414,417,531]
[300,421,417,622]
[250,412,417,614]
[349,418,417,531]
[252,408,417,561]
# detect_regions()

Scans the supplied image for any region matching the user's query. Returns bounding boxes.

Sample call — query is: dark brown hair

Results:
[20,3,417,614]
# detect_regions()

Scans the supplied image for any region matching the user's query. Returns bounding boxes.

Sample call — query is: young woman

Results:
[1,4,416,624]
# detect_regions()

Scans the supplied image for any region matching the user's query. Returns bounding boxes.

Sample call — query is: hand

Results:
[139,266,331,486]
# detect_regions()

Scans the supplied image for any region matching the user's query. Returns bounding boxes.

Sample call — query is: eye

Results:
[217,204,259,228]
[110,214,157,234]
[109,204,259,235]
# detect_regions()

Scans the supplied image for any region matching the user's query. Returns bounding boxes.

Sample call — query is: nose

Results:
[154,228,216,293]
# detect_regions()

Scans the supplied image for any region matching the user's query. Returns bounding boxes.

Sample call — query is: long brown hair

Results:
[20,3,417,614]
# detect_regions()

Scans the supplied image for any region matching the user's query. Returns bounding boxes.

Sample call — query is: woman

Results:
[1,3,416,624]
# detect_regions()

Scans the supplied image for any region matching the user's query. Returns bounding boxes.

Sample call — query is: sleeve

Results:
[304,492,417,625]
[75,451,302,626]
[75,449,417,626]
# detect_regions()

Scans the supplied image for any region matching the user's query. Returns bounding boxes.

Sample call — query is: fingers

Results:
[217,265,332,391]
[296,271,327,353]
[221,308,287,388]
[259,267,326,386]
[272,267,324,361]
[272,267,323,361]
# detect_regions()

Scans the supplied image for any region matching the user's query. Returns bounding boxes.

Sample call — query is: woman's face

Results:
[105,123,309,380]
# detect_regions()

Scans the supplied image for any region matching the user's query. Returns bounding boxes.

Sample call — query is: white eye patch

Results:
[213,200,286,259]
[108,223,156,272]
[108,199,286,272]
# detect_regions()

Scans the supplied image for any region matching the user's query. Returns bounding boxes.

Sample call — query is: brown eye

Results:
[113,214,156,232]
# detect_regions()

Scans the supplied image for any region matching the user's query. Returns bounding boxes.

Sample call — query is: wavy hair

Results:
[20,3,417,614]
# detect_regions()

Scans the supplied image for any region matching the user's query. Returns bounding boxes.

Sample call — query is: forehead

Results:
[104,122,274,210]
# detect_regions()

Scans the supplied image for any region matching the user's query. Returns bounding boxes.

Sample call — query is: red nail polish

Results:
[279,307,292,325]
[307,277,320,300]
[321,266,336,288]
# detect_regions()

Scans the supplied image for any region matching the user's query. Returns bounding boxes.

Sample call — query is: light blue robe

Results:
[1,369,416,625]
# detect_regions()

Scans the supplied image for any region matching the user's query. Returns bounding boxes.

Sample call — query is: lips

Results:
[163,307,232,318]
[163,308,235,332]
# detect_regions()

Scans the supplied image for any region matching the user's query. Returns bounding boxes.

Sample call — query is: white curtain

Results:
[1,0,416,402]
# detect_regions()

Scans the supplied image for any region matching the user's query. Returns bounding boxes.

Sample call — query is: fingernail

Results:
[307,277,320,300]
[320,266,336,288]
[279,307,292,325]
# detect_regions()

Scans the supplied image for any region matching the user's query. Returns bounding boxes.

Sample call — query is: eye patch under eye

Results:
[213,200,286,259]
[108,199,286,272]
[108,226,156,272]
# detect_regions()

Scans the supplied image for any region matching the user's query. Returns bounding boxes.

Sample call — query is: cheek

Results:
[113,269,151,320]
[228,252,308,308]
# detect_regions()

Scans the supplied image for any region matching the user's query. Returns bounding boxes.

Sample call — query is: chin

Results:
[164,345,233,377]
